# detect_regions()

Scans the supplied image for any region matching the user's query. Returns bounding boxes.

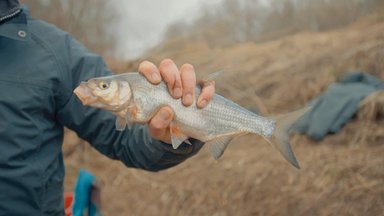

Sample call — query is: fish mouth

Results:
[74,83,99,106]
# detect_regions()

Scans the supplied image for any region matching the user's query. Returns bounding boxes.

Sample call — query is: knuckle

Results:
[181,63,194,72]
[160,58,174,67]
[138,60,150,68]
[139,60,151,65]
[159,61,176,80]
[138,61,154,73]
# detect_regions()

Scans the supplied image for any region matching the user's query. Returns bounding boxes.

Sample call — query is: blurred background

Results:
[21,0,384,215]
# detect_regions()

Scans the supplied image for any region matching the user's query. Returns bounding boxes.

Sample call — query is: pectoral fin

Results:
[208,136,233,160]
[125,115,133,130]
[170,123,189,149]
[115,117,126,131]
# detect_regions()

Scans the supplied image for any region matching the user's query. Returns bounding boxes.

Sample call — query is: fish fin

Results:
[170,123,189,149]
[205,70,224,81]
[208,136,234,160]
[125,115,133,130]
[115,117,126,131]
[271,106,311,169]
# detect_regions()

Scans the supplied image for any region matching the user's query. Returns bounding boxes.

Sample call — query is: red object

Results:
[64,192,74,216]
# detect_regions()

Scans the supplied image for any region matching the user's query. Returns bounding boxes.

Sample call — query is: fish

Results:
[74,72,306,169]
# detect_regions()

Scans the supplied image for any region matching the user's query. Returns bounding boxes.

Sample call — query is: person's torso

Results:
[0,9,66,216]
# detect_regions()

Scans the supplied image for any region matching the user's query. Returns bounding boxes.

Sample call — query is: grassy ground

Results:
[64,14,384,216]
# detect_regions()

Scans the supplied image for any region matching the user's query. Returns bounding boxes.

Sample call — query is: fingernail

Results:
[173,87,182,98]
[151,73,161,83]
[159,109,171,121]
[198,99,208,108]
[183,93,193,105]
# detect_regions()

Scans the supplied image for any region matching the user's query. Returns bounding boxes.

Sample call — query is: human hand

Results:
[138,59,215,144]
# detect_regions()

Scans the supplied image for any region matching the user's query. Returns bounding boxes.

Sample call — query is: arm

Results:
[56,36,209,171]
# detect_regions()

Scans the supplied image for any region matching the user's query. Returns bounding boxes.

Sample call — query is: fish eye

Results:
[99,81,110,90]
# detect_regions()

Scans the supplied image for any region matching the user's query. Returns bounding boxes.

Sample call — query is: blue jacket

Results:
[0,3,203,215]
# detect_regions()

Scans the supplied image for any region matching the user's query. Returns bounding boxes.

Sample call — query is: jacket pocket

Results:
[0,79,50,163]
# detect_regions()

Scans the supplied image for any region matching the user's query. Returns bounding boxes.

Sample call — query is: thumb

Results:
[148,107,174,142]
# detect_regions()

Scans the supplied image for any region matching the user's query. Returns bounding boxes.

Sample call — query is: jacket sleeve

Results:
[56,34,203,171]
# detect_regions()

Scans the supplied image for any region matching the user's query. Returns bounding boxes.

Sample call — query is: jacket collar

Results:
[0,1,29,41]
[0,0,21,22]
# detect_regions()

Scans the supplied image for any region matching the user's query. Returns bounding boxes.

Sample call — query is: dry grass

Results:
[64,14,384,216]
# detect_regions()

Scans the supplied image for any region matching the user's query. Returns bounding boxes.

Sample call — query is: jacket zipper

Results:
[0,8,21,23]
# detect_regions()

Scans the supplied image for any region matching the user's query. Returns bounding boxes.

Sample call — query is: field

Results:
[64,14,384,216]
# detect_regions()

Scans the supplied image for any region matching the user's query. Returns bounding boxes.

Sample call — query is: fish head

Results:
[74,77,132,112]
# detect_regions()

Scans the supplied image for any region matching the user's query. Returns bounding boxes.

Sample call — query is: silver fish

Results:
[74,72,305,169]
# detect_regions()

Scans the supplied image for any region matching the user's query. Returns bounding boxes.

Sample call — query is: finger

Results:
[197,80,215,108]
[138,60,161,84]
[148,107,174,143]
[180,64,196,106]
[159,59,182,98]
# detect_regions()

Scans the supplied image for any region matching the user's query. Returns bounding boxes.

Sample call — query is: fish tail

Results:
[265,107,310,169]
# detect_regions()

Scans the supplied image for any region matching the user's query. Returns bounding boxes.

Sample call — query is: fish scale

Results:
[133,79,273,142]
